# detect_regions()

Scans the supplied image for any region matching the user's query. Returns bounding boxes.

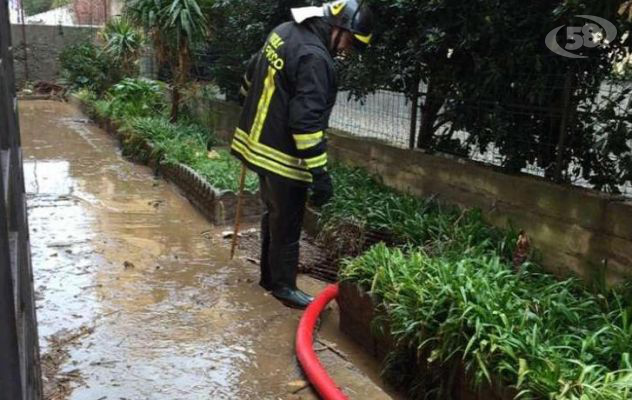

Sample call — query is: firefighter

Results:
[231,0,374,309]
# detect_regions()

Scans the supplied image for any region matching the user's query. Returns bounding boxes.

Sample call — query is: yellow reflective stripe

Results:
[231,139,312,182]
[354,33,372,45]
[251,67,277,142]
[305,153,327,169]
[295,140,322,150]
[293,131,323,142]
[293,131,324,150]
[235,128,304,168]
[331,0,345,16]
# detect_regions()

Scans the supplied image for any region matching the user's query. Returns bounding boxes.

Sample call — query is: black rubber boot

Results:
[272,286,312,309]
[295,288,314,304]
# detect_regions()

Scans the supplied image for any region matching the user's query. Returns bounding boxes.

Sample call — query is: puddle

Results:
[19,100,398,400]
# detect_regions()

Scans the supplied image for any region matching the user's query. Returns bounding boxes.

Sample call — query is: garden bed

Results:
[303,165,515,283]
[73,95,261,225]
[339,243,632,400]
[300,166,632,399]
[337,282,515,400]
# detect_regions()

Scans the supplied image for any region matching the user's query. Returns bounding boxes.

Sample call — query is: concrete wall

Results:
[207,99,632,284]
[10,24,97,87]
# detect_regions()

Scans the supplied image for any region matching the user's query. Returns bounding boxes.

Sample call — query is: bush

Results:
[105,78,167,120]
[100,17,144,77]
[320,166,516,260]
[191,148,259,193]
[122,116,257,193]
[59,42,120,95]
[341,244,632,399]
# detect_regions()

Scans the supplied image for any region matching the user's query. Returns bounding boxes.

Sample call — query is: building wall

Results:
[73,0,105,25]
[10,24,97,87]
[206,99,632,284]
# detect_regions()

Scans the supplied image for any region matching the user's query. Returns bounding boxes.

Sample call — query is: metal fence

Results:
[0,0,43,398]
[329,82,632,197]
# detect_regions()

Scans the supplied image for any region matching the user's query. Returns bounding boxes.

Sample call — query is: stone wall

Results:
[207,99,632,284]
[10,24,97,87]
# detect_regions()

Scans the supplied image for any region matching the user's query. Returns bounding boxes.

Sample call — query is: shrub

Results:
[341,244,632,399]
[105,78,167,120]
[100,17,144,77]
[320,166,516,260]
[191,148,259,194]
[122,116,257,193]
[59,42,120,95]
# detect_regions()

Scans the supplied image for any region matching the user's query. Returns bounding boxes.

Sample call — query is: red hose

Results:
[296,284,348,400]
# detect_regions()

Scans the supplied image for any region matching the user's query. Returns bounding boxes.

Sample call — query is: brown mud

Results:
[20,100,399,400]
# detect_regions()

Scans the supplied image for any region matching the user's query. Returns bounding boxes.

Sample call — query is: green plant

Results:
[100,17,144,77]
[51,0,71,7]
[105,78,167,120]
[59,42,120,95]
[93,99,112,120]
[341,244,632,399]
[75,88,99,118]
[122,116,257,192]
[319,165,516,260]
[192,148,259,193]
[22,0,53,16]
[125,0,211,120]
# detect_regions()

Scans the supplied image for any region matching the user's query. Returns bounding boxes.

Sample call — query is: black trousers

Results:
[259,174,308,290]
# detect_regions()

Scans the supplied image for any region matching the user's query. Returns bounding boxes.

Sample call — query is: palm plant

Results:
[125,0,210,121]
[100,17,144,77]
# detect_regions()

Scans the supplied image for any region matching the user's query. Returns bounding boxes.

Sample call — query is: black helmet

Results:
[322,0,374,48]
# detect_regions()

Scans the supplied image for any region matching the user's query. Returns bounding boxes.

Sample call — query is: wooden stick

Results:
[230,164,247,260]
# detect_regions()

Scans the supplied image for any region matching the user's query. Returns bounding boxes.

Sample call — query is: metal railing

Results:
[0,0,42,398]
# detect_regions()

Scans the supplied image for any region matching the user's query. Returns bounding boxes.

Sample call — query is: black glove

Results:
[309,171,333,207]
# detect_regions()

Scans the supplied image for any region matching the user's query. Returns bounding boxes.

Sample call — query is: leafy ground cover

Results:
[319,165,517,261]
[76,83,258,193]
[329,167,632,399]
[342,244,632,399]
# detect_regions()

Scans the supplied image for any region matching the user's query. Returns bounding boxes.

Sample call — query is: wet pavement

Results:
[20,100,396,400]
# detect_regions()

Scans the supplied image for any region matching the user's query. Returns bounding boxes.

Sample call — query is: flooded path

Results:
[20,100,395,400]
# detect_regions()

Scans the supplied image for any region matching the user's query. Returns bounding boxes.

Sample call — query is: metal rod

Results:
[554,74,572,183]
[18,0,28,84]
[230,164,247,260]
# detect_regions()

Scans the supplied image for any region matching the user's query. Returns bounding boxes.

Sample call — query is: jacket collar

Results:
[302,17,333,54]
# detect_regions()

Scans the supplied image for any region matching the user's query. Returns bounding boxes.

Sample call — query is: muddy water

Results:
[20,100,396,400]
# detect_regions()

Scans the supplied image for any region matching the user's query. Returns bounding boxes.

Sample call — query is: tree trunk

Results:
[170,38,190,122]
[408,73,421,149]
[417,75,445,150]
[539,75,574,181]
[170,85,180,122]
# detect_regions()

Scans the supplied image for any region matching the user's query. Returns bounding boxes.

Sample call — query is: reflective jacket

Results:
[230,18,337,186]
